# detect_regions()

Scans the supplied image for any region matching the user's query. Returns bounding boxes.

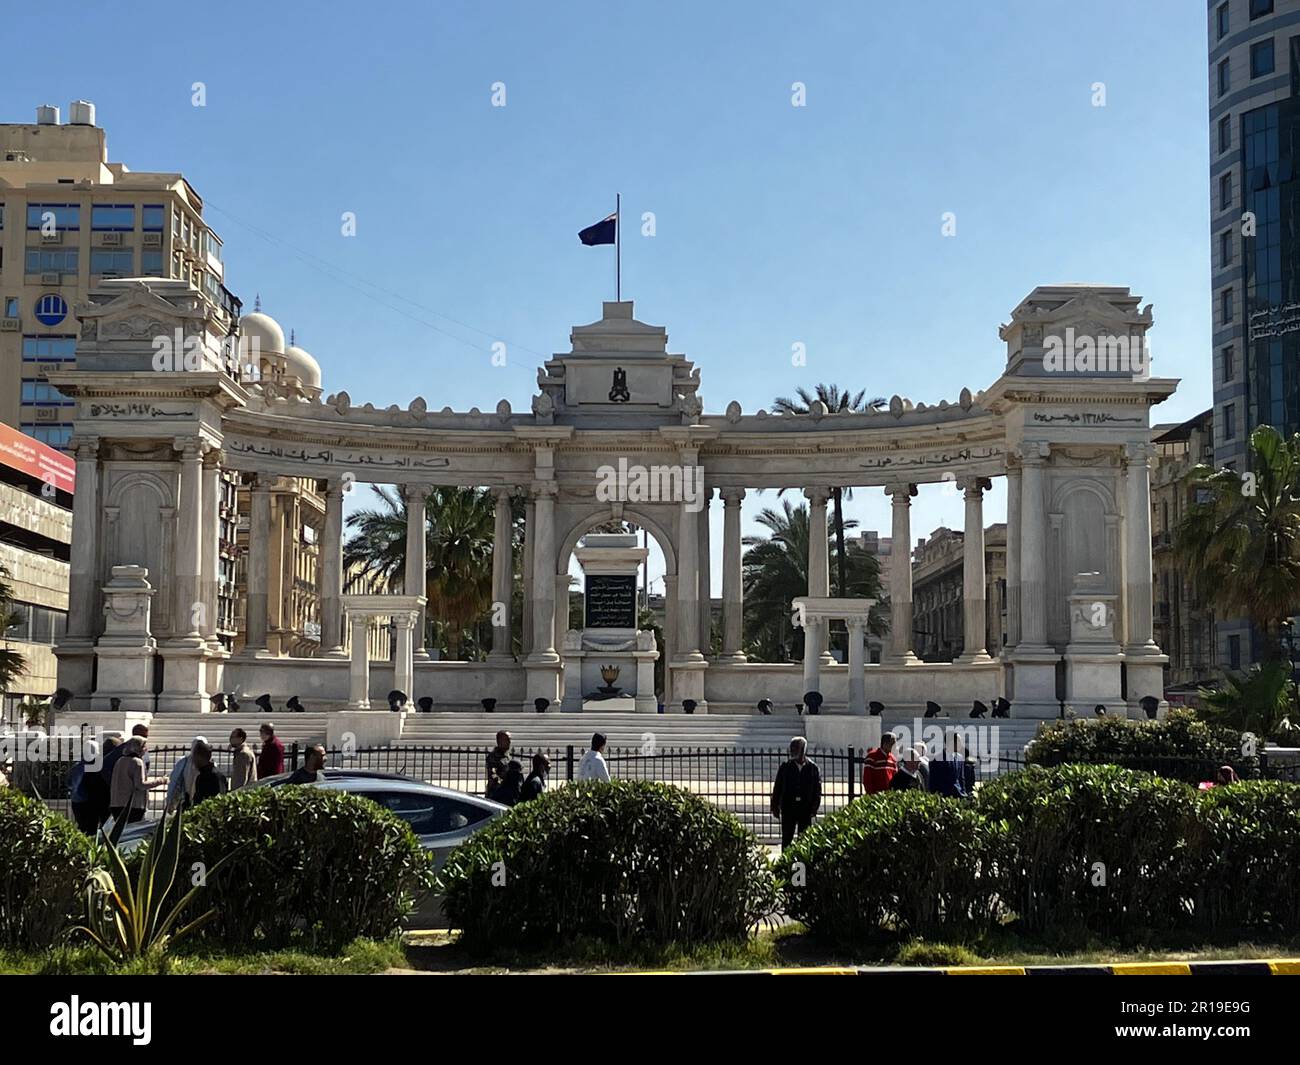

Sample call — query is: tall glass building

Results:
[1209,0,1300,665]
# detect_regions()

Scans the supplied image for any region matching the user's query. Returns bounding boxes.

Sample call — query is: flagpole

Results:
[616,192,621,302]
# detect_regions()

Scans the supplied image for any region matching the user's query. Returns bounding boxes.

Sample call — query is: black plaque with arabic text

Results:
[584,574,637,629]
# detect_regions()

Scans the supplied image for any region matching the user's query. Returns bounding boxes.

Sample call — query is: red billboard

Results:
[0,422,75,494]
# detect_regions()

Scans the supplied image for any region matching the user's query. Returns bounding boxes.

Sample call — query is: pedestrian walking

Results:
[257,722,285,778]
[486,730,512,796]
[576,733,611,782]
[229,728,257,790]
[862,732,898,794]
[520,753,550,803]
[770,737,821,850]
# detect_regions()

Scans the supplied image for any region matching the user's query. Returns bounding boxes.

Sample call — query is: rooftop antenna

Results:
[253,293,262,312]
[290,328,296,346]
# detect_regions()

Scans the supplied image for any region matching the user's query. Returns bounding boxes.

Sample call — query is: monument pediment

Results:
[537,300,699,416]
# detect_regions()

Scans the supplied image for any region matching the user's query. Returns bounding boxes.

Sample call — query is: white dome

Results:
[284,344,321,389]
[239,312,285,357]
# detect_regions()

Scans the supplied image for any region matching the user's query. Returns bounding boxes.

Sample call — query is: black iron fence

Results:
[14,742,1300,843]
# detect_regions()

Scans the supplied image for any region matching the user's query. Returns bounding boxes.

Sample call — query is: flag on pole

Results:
[578,212,617,246]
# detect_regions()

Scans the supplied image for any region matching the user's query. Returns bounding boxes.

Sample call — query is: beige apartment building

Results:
[0,102,241,446]
[911,523,1008,663]
[1151,409,1218,693]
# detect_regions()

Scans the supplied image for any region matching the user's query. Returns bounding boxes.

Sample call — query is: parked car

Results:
[112,768,506,873]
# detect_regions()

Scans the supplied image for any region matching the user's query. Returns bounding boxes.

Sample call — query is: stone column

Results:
[847,616,867,713]
[348,614,371,709]
[200,449,222,648]
[489,487,515,659]
[957,477,992,662]
[720,487,746,661]
[66,436,100,640]
[402,484,430,659]
[662,573,678,705]
[677,493,702,659]
[394,611,415,698]
[801,609,822,696]
[245,474,272,655]
[697,488,712,655]
[522,496,536,654]
[320,479,345,656]
[1124,443,1159,655]
[1019,445,1049,649]
[1004,463,1022,651]
[172,439,204,643]
[529,484,558,658]
[804,487,834,665]
[885,483,919,663]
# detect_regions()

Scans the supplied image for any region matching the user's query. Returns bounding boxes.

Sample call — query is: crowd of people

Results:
[64,721,290,835]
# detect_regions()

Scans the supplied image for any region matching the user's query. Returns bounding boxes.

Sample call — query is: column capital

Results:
[201,446,225,469]
[1013,441,1051,467]
[530,481,558,500]
[493,483,520,502]
[173,436,204,460]
[400,482,431,503]
[885,481,917,501]
[249,472,274,493]
[720,486,746,505]
[70,435,100,462]
[1123,441,1155,467]
[802,486,831,507]
[956,475,993,496]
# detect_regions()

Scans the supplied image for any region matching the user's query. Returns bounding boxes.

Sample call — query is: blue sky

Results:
[5,0,1210,592]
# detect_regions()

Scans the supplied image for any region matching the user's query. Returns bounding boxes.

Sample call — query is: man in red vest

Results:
[862,731,898,794]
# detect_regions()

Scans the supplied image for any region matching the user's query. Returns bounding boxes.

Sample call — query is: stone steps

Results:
[400,712,803,750]
[139,712,331,751]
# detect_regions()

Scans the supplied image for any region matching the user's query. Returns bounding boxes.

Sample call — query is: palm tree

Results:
[742,499,886,662]
[0,564,26,697]
[343,486,498,660]
[771,385,886,598]
[1175,424,1300,656]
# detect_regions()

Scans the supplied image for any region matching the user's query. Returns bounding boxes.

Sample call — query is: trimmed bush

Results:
[777,790,1000,941]
[1192,780,1300,932]
[1025,710,1252,783]
[173,787,435,950]
[0,790,92,949]
[977,764,1198,937]
[438,780,776,951]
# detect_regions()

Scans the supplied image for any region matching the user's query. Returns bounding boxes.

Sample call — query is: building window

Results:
[1221,229,1234,266]
[141,250,163,276]
[1220,171,1232,209]
[90,204,135,231]
[1222,287,1235,324]
[1219,57,1231,97]
[89,248,133,275]
[1251,39,1275,78]
[142,205,164,231]
[20,380,72,406]
[19,424,72,449]
[1222,345,1235,381]
[1228,634,1242,670]
[1219,2,1230,38]
[1251,0,1274,18]
[3,297,17,317]
[21,335,77,360]
[1219,113,1232,152]
[25,204,79,230]
[1224,402,1237,439]
[24,249,78,274]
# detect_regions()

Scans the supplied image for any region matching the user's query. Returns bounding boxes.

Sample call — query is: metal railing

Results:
[17,744,1299,843]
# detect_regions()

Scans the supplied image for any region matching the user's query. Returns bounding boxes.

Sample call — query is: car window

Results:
[365,791,493,835]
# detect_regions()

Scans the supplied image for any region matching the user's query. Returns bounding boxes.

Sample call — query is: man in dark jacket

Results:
[770,737,821,850]
[485,730,511,796]
[520,753,550,803]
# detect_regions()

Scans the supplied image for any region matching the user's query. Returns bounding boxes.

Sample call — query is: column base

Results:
[237,647,279,660]
[717,651,748,663]
[884,651,922,665]
[320,646,350,660]
[955,651,993,664]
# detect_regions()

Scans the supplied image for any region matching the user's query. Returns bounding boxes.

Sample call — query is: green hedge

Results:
[173,787,435,951]
[1025,710,1253,782]
[977,764,1198,937]
[438,780,776,951]
[777,790,1000,940]
[0,791,92,949]
[1192,780,1300,932]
